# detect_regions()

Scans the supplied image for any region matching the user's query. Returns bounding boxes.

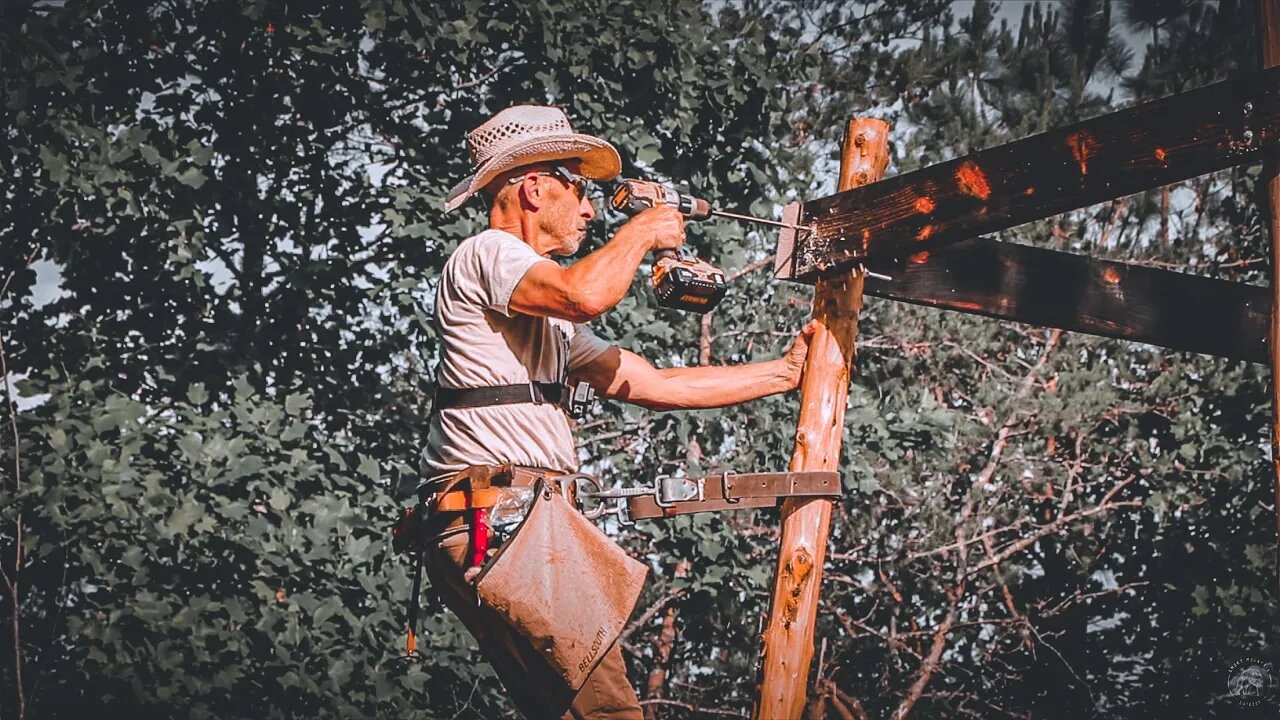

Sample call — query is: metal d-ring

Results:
[562,473,604,517]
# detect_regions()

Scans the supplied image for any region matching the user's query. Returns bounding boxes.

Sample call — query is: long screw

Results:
[709,208,814,232]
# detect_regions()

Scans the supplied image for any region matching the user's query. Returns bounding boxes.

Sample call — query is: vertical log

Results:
[1259,0,1280,596]
[754,119,890,718]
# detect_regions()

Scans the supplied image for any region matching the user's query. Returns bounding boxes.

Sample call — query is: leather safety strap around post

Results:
[625,471,841,520]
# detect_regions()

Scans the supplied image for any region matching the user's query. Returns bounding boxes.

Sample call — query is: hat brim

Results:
[444,134,622,212]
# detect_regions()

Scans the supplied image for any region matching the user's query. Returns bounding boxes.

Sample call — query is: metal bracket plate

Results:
[773,202,803,280]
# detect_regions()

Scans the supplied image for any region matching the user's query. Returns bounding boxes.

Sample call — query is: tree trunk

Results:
[642,560,689,720]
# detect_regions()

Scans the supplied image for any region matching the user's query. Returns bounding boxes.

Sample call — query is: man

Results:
[423,105,814,719]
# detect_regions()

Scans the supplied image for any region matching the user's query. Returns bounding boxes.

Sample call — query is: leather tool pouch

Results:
[474,478,648,693]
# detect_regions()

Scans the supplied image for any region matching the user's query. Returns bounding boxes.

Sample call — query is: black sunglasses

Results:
[508,165,589,200]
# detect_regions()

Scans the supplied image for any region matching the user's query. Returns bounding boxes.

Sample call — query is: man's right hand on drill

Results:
[616,206,686,253]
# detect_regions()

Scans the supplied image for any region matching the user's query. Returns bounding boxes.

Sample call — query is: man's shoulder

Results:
[441,229,502,278]
[446,229,536,271]
[457,228,524,252]
[449,228,504,260]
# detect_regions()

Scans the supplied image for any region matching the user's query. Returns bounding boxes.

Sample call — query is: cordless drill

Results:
[610,179,728,313]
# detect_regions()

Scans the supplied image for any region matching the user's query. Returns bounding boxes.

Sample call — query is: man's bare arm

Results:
[572,323,817,411]
[509,207,684,322]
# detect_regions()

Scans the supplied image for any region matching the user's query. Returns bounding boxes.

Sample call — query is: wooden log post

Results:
[753,118,890,718]
[1260,0,1280,596]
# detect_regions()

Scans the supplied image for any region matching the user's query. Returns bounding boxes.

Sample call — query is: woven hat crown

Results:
[444,104,621,212]
[467,107,575,167]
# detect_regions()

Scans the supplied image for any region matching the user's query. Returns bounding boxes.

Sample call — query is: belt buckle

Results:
[654,475,704,508]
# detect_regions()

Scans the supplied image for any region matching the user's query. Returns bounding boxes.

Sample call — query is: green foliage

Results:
[1,0,1276,718]
[3,367,501,717]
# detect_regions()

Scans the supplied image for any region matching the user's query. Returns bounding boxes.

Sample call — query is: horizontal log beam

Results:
[842,240,1268,364]
[778,67,1280,281]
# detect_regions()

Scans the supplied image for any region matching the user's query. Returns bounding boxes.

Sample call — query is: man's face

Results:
[536,160,595,257]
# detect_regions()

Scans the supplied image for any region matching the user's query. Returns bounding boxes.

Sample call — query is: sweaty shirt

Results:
[421,229,612,486]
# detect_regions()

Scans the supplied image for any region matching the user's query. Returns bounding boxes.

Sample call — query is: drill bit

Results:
[709,209,814,233]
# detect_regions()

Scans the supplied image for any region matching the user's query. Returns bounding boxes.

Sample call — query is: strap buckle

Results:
[654,475,705,508]
[563,380,596,418]
[720,471,740,503]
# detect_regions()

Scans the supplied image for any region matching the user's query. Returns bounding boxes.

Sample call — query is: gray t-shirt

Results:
[421,229,612,484]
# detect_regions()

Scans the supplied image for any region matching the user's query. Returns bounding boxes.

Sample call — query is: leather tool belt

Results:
[394,464,567,554]
[393,465,586,662]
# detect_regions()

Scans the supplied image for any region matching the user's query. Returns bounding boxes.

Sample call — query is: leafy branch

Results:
[894,329,1060,719]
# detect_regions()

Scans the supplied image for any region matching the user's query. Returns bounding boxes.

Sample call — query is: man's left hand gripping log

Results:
[413,105,814,720]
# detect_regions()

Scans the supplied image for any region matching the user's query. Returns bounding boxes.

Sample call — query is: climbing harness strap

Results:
[433,382,563,410]
[431,381,596,419]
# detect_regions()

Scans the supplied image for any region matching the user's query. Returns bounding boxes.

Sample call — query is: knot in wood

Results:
[785,547,814,590]
[780,547,815,628]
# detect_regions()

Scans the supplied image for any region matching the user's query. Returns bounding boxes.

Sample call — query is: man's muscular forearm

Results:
[647,359,796,411]
[575,323,817,412]
[557,228,654,316]
[507,206,685,321]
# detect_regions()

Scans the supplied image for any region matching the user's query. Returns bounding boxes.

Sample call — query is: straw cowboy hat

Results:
[444,105,622,212]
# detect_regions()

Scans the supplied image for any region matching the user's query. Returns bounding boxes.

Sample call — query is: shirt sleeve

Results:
[467,231,556,317]
[567,323,613,370]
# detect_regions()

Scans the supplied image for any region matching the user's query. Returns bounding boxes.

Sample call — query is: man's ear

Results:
[518,175,544,212]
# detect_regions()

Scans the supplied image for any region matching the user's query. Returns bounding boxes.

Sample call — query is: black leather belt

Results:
[434,382,563,410]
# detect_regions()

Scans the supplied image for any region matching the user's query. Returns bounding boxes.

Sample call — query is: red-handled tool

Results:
[469,505,490,569]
